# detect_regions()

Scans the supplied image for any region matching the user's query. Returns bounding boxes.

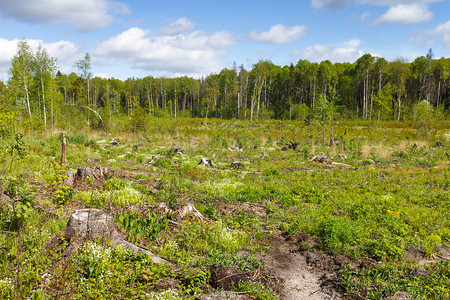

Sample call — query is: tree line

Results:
[0,41,448,133]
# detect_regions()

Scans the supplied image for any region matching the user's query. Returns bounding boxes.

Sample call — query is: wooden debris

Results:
[76,166,108,180]
[198,158,215,167]
[144,155,158,166]
[156,202,204,221]
[230,162,245,169]
[311,154,355,169]
[311,155,333,164]
[334,153,347,160]
[228,147,243,152]
[281,140,300,151]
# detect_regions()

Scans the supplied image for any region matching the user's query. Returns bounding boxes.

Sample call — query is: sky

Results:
[0,0,449,81]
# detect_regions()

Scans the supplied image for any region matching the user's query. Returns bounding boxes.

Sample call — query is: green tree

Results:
[34,44,58,130]
[75,53,92,106]
[372,82,396,128]
[8,40,34,118]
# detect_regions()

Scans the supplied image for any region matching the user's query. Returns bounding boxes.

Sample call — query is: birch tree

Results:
[34,44,58,130]
[8,40,34,118]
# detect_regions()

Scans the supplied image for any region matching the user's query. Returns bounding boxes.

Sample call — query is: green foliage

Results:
[235,281,280,300]
[176,267,210,294]
[318,217,358,253]
[4,133,27,172]
[74,241,112,279]
[415,100,438,139]
[0,174,36,230]
[339,261,450,299]
[115,211,168,243]
[0,111,17,138]
[75,178,147,207]
[193,251,261,271]
[53,185,74,205]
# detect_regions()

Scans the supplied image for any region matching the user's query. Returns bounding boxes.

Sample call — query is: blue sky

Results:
[0,0,449,80]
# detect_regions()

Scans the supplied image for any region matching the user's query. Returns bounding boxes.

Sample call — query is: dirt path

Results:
[262,236,341,300]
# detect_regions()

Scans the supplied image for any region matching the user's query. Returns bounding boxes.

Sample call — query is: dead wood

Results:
[47,208,171,265]
[334,153,347,160]
[156,202,204,221]
[330,161,357,169]
[311,154,356,169]
[230,162,245,169]
[311,155,333,164]
[144,155,158,166]
[228,147,243,152]
[281,139,300,151]
[76,166,108,180]
[198,158,216,167]
[174,148,184,154]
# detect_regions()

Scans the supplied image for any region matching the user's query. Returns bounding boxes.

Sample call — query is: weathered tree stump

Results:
[48,208,171,265]
[76,166,108,180]
[311,155,333,164]
[156,202,204,221]
[230,162,244,169]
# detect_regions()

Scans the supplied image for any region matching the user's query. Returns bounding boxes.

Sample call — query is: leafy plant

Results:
[115,211,168,243]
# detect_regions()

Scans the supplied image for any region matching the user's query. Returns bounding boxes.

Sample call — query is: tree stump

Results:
[48,208,171,265]
[76,166,108,180]
[230,162,244,169]
[156,202,204,221]
[311,155,333,164]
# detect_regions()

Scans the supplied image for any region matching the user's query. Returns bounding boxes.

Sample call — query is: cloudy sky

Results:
[0,0,449,80]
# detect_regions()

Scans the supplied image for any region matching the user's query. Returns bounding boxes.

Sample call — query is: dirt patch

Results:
[216,201,268,219]
[404,245,450,266]
[262,234,341,300]
[209,266,253,290]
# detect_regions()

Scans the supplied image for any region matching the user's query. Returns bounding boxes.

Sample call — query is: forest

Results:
[1,40,448,134]
[0,40,449,300]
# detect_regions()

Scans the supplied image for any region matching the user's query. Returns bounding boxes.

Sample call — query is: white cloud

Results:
[358,0,441,5]
[296,39,364,63]
[374,4,433,25]
[434,21,450,48]
[0,0,130,31]
[311,0,442,10]
[92,27,235,77]
[360,11,370,21]
[415,20,450,49]
[311,0,350,9]
[249,24,307,44]
[159,17,196,35]
[0,38,80,77]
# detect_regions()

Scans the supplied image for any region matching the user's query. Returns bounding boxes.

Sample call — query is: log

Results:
[48,208,171,265]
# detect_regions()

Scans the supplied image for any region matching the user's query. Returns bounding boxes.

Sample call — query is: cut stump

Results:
[48,208,171,265]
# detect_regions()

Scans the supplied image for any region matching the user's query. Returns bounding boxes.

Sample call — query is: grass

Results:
[0,116,449,299]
